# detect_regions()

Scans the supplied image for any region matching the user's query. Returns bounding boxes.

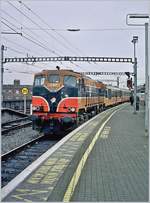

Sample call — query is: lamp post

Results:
[131,36,138,114]
[145,23,149,134]
[1,45,5,106]
[126,13,149,134]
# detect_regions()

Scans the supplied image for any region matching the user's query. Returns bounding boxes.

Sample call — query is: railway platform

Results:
[2,103,148,202]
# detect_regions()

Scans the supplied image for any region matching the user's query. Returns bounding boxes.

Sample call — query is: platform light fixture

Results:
[131,35,138,114]
[126,13,149,134]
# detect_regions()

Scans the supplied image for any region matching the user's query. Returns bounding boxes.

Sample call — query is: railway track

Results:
[1,135,58,188]
[2,117,32,135]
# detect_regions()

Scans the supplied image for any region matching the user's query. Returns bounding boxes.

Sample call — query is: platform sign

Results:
[21,87,29,114]
[21,87,29,95]
[126,14,149,26]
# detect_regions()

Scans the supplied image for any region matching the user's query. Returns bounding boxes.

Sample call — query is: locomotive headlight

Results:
[32,106,37,111]
[69,107,76,112]
[32,106,41,111]
[71,107,76,112]
[51,97,56,103]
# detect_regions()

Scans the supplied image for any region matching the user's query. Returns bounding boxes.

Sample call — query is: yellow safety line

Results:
[63,109,118,202]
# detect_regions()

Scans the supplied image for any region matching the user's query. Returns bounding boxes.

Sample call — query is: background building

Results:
[2,80,32,113]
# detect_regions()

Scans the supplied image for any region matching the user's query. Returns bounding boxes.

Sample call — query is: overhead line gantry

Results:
[3,56,133,64]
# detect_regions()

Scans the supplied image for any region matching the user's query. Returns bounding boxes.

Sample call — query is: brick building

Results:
[2,80,32,113]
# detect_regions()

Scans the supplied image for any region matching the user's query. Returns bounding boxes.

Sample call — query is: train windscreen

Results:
[48,74,60,83]
[34,75,45,86]
[64,75,77,87]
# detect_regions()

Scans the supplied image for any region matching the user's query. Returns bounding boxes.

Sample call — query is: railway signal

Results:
[127,78,133,89]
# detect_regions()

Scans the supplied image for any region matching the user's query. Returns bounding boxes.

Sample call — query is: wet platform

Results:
[2,103,148,202]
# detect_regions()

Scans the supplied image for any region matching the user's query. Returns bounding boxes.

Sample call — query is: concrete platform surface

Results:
[71,105,148,202]
[2,104,148,202]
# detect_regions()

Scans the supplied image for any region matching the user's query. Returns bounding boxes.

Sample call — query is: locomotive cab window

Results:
[34,76,45,86]
[64,76,77,87]
[48,74,60,83]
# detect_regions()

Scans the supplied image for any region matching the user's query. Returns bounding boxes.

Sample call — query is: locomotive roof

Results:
[36,69,81,76]
[34,69,129,91]
[35,68,103,83]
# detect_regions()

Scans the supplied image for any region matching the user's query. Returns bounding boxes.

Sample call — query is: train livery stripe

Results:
[32,96,50,112]
[56,97,78,112]
[43,85,64,92]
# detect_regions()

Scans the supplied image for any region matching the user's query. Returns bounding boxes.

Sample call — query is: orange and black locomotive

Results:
[32,68,130,135]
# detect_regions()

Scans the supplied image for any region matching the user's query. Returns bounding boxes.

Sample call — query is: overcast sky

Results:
[1,0,150,87]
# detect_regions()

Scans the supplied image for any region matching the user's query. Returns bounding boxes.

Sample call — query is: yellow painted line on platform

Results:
[63,110,118,202]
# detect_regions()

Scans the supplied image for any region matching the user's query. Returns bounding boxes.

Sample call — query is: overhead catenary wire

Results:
[15,1,146,76]
[3,1,104,73]
[2,19,62,56]
[1,5,132,69]
[4,68,35,74]
[6,46,25,55]
[1,21,21,35]
[2,3,133,72]
[17,0,86,56]
[11,27,145,31]
[1,11,64,56]
[2,37,51,68]
[17,1,97,70]
[7,1,82,56]
[2,7,87,72]
[1,19,60,56]
[3,37,40,55]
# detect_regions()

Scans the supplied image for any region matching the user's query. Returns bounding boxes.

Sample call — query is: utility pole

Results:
[145,23,149,134]
[132,36,138,114]
[1,45,4,105]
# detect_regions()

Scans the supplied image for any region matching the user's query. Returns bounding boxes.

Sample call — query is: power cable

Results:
[2,8,87,71]
[8,1,81,56]
[18,0,86,56]
[17,0,95,71]
[4,68,35,74]
[1,10,63,56]
[6,46,25,55]
[1,18,61,56]
[1,21,21,35]
[4,2,100,72]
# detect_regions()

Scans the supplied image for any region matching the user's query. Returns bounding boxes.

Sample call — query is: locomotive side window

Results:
[108,89,112,99]
[99,89,105,96]
[34,76,45,86]
[64,76,77,87]
[48,74,60,83]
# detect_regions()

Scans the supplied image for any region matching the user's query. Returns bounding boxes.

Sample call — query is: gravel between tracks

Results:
[1,127,41,155]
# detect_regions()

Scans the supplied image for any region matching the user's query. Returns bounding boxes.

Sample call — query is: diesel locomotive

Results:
[32,68,130,135]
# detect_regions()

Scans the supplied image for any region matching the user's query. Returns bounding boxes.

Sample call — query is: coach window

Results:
[108,89,112,99]
[64,76,77,87]
[99,89,104,96]
[34,76,45,86]
[48,74,60,83]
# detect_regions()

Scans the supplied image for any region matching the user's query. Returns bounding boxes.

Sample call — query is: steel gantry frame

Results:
[80,72,133,76]
[3,56,133,64]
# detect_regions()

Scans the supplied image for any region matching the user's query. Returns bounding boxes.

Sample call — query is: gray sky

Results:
[1,0,150,87]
